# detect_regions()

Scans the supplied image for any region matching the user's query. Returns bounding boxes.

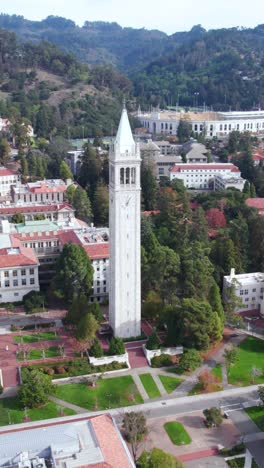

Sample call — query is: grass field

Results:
[245,406,264,431]
[158,375,182,394]
[53,376,143,410]
[139,374,161,398]
[17,346,60,361]
[227,337,264,386]
[212,364,222,381]
[164,421,191,445]
[0,397,75,426]
[14,332,57,343]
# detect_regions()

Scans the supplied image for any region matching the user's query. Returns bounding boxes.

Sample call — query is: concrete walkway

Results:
[132,373,149,401]
[229,409,261,436]
[151,373,166,396]
[49,395,87,414]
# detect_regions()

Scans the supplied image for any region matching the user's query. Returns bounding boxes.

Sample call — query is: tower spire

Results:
[115,107,135,152]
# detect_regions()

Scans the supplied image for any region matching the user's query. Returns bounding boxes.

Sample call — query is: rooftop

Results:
[0,167,18,177]
[246,198,264,210]
[115,108,135,152]
[224,271,264,286]
[0,203,74,215]
[170,163,240,173]
[0,236,38,268]
[13,180,71,195]
[0,414,134,468]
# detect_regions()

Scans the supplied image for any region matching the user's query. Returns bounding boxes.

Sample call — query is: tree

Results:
[65,184,76,204]
[109,337,125,355]
[249,366,262,384]
[65,293,89,324]
[18,369,54,408]
[11,212,25,224]
[206,208,226,229]
[177,120,191,143]
[180,242,214,300]
[141,166,157,210]
[224,345,238,367]
[179,349,202,372]
[0,138,10,165]
[138,448,183,468]
[73,186,93,222]
[93,182,109,226]
[52,243,94,302]
[88,302,103,322]
[122,411,147,462]
[78,143,101,198]
[75,313,98,343]
[181,298,223,350]
[89,337,103,357]
[59,160,73,181]
[146,332,159,350]
[198,369,220,392]
[258,385,264,404]
[20,155,29,178]
[223,282,245,320]
[208,279,225,326]
[203,407,223,427]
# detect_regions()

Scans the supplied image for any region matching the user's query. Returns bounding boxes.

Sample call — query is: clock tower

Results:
[109,107,141,338]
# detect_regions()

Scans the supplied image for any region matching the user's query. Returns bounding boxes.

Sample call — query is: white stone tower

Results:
[109,107,141,338]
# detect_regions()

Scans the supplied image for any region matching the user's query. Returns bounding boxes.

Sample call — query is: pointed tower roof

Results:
[115,107,135,152]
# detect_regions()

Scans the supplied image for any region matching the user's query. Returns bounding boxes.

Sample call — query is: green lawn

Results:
[158,375,182,394]
[53,376,144,410]
[164,421,191,445]
[17,346,60,361]
[14,332,57,343]
[0,397,75,426]
[245,405,264,431]
[139,374,161,398]
[227,337,264,386]
[212,364,222,381]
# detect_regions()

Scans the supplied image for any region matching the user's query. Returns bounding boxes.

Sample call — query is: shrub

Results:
[146,332,159,350]
[89,338,103,358]
[151,354,173,368]
[55,366,66,374]
[179,349,202,372]
[23,291,46,314]
[109,337,125,355]
[45,368,55,376]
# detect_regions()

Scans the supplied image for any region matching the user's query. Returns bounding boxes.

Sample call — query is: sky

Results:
[0,0,263,34]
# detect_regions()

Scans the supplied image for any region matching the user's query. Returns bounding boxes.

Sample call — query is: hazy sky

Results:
[1,0,264,34]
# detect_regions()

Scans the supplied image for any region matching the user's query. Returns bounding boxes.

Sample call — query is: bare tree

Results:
[249,366,262,384]
[122,411,148,463]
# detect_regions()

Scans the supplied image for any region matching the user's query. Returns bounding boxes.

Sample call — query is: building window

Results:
[30,268,34,275]
[30,278,35,285]
[4,271,9,278]
[244,289,248,294]
[245,298,249,302]
[21,269,26,276]
[131,167,136,184]
[22,279,26,286]
[13,271,18,277]
[126,167,130,184]
[13,280,18,287]
[97,280,100,286]
[120,168,125,185]
[240,290,244,295]
[14,292,19,297]
[97,288,100,293]
[252,297,256,301]
[103,287,106,293]
[252,288,256,292]
[5,280,10,287]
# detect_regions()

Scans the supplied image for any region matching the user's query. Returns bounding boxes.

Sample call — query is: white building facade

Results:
[169,163,245,190]
[138,110,264,139]
[109,108,141,338]
[0,167,19,197]
[223,269,264,317]
[11,179,73,204]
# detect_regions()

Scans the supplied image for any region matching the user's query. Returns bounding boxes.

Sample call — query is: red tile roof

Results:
[91,414,132,468]
[0,203,73,215]
[246,198,264,210]
[0,241,38,268]
[0,168,18,177]
[170,164,240,173]
[83,243,109,260]
[58,230,82,246]
[28,182,67,194]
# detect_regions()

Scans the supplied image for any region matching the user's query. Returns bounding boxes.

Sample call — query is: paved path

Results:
[151,373,166,396]
[49,396,87,414]
[229,408,261,436]
[132,373,149,401]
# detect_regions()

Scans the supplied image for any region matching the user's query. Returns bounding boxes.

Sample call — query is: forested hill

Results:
[0,28,133,138]
[1,14,264,110]
[0,14,168,71]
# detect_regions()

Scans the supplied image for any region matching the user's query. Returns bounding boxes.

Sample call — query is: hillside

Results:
[1,15,264,110]
[0,29,134,138]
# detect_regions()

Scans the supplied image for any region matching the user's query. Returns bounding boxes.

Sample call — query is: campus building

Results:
[0,414,135,468]
[138,109,264,139]
[169,163,245,191]
[223,268,264,316]
[0,235,39,303]
[0,203,75,223]
[11,179,73,204]
[0,220,109,303]
[0,167,20,197]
